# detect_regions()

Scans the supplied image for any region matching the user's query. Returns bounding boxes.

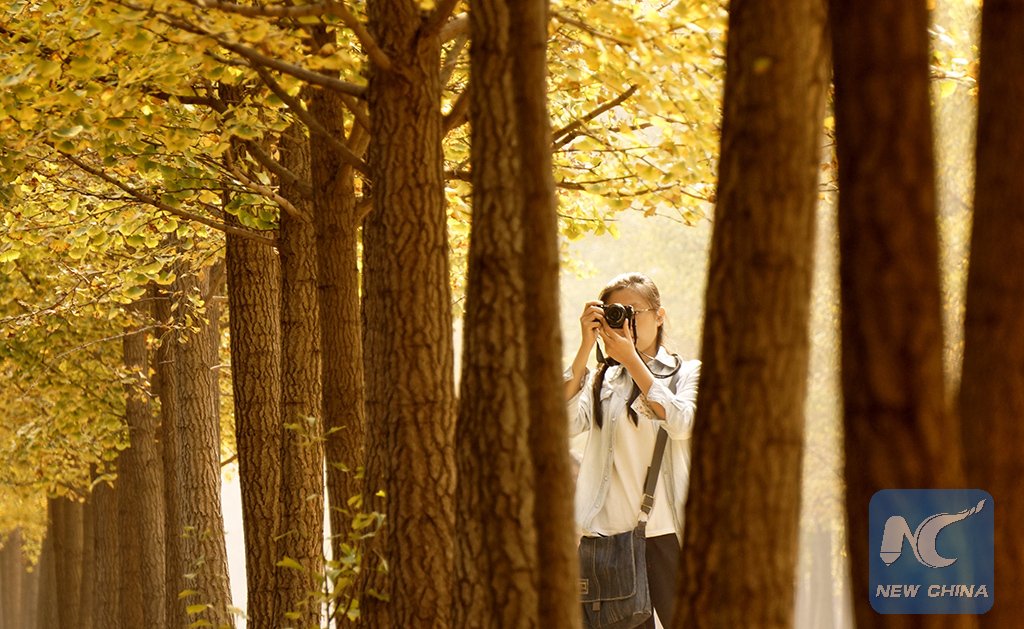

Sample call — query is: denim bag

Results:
[578,428,668,629]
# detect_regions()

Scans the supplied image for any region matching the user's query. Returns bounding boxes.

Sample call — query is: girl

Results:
[565,272,701,629]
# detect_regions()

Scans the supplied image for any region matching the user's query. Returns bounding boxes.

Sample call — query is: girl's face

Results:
[604,287,664,358]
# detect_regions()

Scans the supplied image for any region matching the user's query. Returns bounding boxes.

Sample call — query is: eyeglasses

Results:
[632,307,657,314]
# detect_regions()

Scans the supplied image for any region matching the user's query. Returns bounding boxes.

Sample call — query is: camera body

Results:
[602,303,635,329]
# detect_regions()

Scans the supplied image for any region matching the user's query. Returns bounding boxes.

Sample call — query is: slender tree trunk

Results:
[959,0,1024,623]
[676,1,828,626]
[361,5,456,626]
[225,212,283,629]
[80,494,95,629]
[34,525,56,629]
[92,480,120,629]
[454,1,539,625]
[307,42,367,557]
[175,267,234,628]
[120,303,167,628]
[510,2,582,626]
[275,126,326,628]
[830,2,972,628]
[52,497,84,629]
[21,551,39,629]
[155,285,188,629]
[1,529,24,629]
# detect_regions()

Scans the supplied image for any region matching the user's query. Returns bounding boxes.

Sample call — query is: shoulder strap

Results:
[636,355,685,522]
[638,427,669,522]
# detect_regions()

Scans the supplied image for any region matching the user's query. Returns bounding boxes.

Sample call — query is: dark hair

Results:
[590,273,664,429]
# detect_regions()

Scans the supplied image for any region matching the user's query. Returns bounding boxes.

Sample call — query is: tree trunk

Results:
[361,5,456,626]
[175,267,235,628]
[454,1,539,625]
[676,1,827,627]
[34,524,57,629]
[308,53,367,558]
[80,493,95,629]
[52,497,84,629]
[155,285,188,629]
[1,529,24,629]
[92,480,120,629]
[830,2,971,628]
[21,549,39,629]
[119,303,167,628]
[510,2,582,626]
[959,0,1024,624]
[275,127,326,628]
[225,216,282,629]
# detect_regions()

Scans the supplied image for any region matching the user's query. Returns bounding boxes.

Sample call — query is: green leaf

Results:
[276,556,304,570]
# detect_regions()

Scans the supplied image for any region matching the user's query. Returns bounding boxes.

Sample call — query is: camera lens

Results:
[603,304,627,328]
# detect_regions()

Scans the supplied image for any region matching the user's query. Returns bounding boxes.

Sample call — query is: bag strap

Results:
[638,427,668,523]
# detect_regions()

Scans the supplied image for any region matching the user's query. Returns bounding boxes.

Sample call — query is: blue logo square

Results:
[869,489,993,614]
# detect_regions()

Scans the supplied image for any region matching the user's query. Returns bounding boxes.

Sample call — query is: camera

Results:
[602,303,635,329]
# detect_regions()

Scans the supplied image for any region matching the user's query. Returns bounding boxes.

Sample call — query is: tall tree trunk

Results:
[34,525,56,629]
[1,529,24,629]
[92,480,120,629]
[830,2,971,628]
[676,1,827,626]
[454,1,539,625]
[361,5,456,626]
[510,2,581,626]
[308,44,367,558]
[155,285,187,629]
[275,127,326,628]
[120,303,167,628]
[959,0,1024,623]
[21,549,39,629]
[80,493,95,629]
[175,267,234,628]
[225,213,283,629]
[52,497,84,629]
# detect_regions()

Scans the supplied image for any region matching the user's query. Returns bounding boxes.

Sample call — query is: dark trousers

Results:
[641,533,681,628]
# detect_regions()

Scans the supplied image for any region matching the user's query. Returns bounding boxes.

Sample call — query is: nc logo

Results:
[879,499,986,568]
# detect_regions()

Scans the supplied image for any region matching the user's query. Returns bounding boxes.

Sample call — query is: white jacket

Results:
[567,347,701,542]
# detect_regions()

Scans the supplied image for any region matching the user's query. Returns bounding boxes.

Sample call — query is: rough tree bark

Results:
[959,0,1024,624]
[155,284,187,629]
[275,126,325,628]
[119,302,167,628]
[174,267,234,628]
[510,1,582,626]
[830,1,972,628]
[675,1,828,627]
[80,493,95,629]
[360,3,457,625]
[225,212,283,629]
[51,497,83,629]
[454,0,539,625]
[34,524,56,629]
[0,529,24,629]
[307,32,367,554]
[92,480,120,629]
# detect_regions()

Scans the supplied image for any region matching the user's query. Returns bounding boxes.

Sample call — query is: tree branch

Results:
[552,84,638,149]
[440,29,468,87]
[323,1,393,72]
[148,8,368,97]
[61,153,276,246]
[439,13,468,42]
[242,140,315,198]
[254,66,368,174]
[220,158,310,222]
[443,86,470,134]
[423,0,462,39]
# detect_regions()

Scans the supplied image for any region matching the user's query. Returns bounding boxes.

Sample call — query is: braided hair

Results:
[590,273,664,429]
